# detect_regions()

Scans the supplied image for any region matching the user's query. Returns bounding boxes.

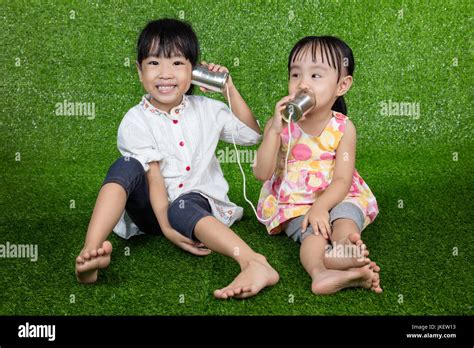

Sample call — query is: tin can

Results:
[191,64,229,92]
[282,89,316,123]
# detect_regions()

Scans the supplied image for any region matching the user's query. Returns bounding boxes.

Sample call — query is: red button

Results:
[179,141,184,146]
[186,166,190,171]
[178,183,183,188]
[173,120,178,124]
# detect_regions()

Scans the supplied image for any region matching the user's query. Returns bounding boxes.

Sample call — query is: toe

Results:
[76,256,84,264]
[102,241,113,254]
[90,249,98,258]
[348,232,360,244]
[83,252,90,260]
[236,286,256,299]
[213,289,227,299]
[97,248,104,256]
[242,285,254,294]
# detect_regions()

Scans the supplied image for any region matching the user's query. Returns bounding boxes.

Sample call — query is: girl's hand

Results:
[198,61,233,93]
[301,205,332,240]
[269,94,295,134]
[163,227,212,256]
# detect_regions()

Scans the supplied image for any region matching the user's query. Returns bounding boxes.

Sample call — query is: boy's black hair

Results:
[288,36,355,115]
[137,18,199,95]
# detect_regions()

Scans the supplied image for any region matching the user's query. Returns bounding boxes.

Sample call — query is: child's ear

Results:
[136,61,143,82]
[336,75,353,97]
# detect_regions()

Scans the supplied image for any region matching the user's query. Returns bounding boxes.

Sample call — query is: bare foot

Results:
[323,232,370,270]
[369,261,383,293]
[75,241,113,284]
[311,263,374,295]
[213,254,279,300]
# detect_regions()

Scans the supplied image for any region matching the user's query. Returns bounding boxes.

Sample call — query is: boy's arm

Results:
[146,161,172,232]
[223,81,260,134]
[146,162,212,256]
[200,62,260,134]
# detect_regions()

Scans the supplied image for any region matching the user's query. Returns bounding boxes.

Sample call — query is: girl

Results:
[75,18,279,300]
[254,36,382,294]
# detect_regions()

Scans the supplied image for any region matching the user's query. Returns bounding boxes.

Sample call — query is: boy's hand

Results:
[198,61,233,93]
[163,227,212,256]
[269,94,296,134]
[301,204,332,240]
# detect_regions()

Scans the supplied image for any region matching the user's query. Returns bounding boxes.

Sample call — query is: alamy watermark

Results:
[216,147,256,166]
[0,242,38,262]
[380,100,420,119]
[18,322,55,341]
[324,242,364,261]
[55,99,96,120]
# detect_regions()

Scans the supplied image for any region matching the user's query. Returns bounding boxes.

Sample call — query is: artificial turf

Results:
[1,0,472,315]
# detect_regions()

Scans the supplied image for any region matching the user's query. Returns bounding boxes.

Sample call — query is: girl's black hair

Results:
[137,18,199,95]
[288,36,355,115]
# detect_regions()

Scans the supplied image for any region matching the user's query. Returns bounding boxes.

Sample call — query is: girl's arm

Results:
[147,162,211,256]
[301,120,357,238]
[200,62,260,134]
[252,95,295,181]
[253,117,281,181]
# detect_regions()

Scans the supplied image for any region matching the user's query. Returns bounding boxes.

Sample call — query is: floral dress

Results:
[257,111,379,234]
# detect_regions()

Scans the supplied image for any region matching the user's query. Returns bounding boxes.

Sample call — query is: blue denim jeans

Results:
[102,157,212,240]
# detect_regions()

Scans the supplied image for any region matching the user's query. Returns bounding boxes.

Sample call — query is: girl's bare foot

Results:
[369,261,383,293]
[75,241,113,284]
[323,232,370,270]
[213,254,280,300]
[311,263,374,295]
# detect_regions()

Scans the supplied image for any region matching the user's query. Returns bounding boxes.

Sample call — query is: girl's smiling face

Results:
[137,54,192,112]
[288,47,352,117]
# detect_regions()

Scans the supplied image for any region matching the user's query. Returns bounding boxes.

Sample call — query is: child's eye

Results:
[291,73,300,78]
[149,61,159,66]
[312,73,322,79]
[173,61,184,65]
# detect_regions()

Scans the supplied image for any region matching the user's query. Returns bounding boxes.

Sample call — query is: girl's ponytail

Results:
[332,96,347,115]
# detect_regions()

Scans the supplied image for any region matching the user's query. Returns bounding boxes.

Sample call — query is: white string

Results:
[226,84,292,224]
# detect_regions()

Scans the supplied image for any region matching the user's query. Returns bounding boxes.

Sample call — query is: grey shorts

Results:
[284,202,365,243]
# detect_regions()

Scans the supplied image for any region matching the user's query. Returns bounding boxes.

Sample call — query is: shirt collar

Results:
[140,94,188,119]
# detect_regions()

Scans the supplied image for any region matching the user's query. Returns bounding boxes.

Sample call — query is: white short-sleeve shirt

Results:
[113,94,262,239]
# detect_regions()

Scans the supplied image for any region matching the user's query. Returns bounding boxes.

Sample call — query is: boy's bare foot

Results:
[75,241,113,284]
[323,232,370,270]
[213,254,279,300]
[311,263,374,295]
[369,261,383,293]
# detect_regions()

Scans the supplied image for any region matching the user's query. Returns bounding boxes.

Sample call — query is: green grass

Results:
[1,0,472,315]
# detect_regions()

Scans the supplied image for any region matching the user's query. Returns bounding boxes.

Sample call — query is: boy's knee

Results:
[107,156,143,177]
[103,156,145,190]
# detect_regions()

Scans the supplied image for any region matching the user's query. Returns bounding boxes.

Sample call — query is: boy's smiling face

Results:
[137,54,192,113]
